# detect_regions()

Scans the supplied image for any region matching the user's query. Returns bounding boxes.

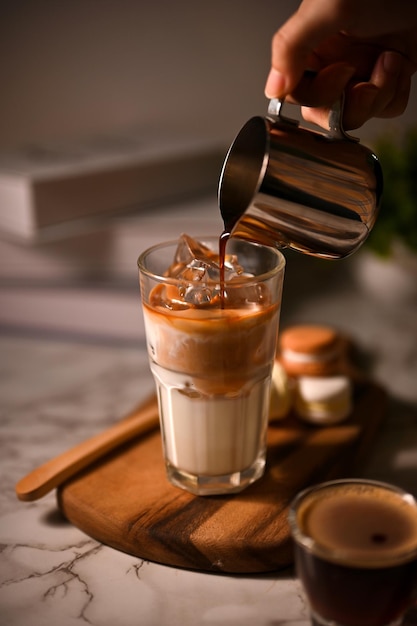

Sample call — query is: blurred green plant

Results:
[366,126,417,257]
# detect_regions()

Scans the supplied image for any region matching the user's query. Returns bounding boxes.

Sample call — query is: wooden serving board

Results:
[58,380,386,574]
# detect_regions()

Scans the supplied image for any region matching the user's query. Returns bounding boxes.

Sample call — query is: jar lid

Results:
[279,324,344,377]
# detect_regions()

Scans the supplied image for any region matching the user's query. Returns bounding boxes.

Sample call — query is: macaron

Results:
[279,324,345,377]
[293,375,352,425]
[269,359,293,421]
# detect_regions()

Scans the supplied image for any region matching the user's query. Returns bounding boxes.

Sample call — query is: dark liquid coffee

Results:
[218,230,230,308]
[294,482,417,626]
[297,547,417,626]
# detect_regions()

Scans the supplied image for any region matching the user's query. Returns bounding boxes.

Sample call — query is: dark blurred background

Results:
[0,0,416,342]
[1,0,415,150]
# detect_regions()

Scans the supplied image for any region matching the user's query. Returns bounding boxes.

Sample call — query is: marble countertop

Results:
[1,204,417,626]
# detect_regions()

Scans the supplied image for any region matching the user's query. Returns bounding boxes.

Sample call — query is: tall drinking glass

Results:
[138,235,285,496]
[288,478,417,626]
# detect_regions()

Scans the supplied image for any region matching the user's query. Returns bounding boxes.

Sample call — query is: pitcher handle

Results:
[268,90,359,143]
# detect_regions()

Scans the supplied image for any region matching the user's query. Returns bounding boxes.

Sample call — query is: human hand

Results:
[265,0,417,129]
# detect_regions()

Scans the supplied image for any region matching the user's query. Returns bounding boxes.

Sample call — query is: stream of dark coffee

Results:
[218,230,230,309]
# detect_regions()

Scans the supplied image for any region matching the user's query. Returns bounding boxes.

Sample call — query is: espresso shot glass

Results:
[288,479,417,626]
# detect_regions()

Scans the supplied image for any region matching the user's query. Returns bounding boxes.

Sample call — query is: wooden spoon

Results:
[15,395,159,502]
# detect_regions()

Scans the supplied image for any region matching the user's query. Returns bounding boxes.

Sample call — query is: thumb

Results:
[265,0,346,98]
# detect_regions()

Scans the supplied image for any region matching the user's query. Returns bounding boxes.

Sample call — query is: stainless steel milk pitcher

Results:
[218,97,383,259]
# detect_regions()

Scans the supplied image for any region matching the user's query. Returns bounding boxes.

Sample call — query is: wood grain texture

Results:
[58,380,386,574]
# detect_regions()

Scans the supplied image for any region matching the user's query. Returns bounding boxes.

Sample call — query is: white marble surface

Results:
[1,227,417,626]
[0,335,309,626]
